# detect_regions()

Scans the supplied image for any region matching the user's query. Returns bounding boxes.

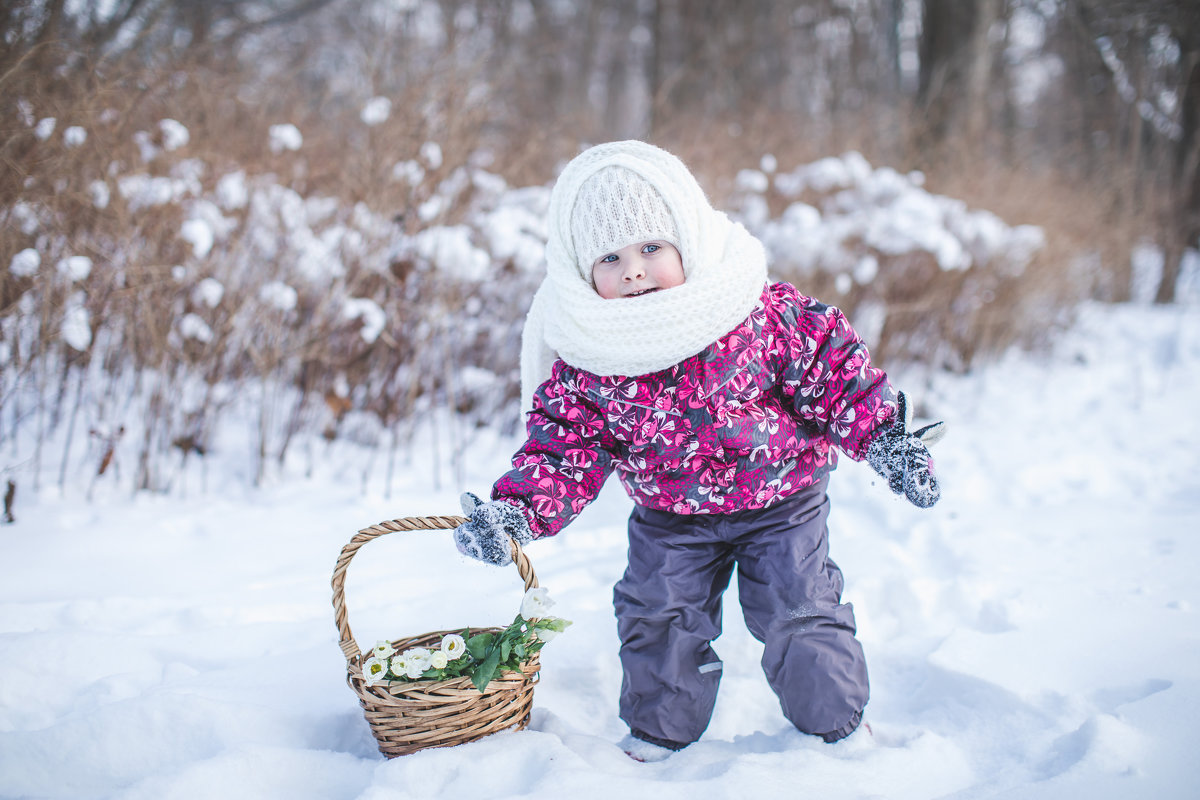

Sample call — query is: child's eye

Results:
[642,244,660,254]
[599,254,618,264]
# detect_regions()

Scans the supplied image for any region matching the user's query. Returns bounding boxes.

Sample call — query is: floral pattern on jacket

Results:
[494,282,897,538]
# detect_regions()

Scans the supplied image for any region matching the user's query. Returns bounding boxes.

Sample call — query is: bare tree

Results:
[0,0,338,77]
[1065,0,1200,302]
[916,0,1007,153]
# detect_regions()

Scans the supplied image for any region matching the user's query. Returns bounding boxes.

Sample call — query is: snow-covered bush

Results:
[0,69,1085,497]
[0,95,542,494]
[729,152,1053,369]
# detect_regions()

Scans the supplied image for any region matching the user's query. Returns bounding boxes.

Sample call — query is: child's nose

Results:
[623,257,647,281]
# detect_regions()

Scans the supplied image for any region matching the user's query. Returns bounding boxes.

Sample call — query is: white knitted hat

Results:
[570,166,680,280]
[519,140,769,411]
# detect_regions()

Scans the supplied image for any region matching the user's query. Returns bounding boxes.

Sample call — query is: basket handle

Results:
[331,514,540,664]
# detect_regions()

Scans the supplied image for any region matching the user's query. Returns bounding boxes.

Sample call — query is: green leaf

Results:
[466,633,493,660]
[501,639,511,662]
[472,648,502,692]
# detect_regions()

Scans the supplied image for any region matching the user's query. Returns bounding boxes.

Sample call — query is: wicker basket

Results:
[331,514,541,758]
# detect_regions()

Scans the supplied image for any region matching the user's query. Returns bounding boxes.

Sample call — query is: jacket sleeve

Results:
[773,285,898,460]
[492,364,619,538]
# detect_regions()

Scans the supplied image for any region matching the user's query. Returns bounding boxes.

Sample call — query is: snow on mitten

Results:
[865,392,946,508]
[453,492,533,566]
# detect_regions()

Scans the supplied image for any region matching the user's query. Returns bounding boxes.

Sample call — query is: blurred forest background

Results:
[2,0,1198,496]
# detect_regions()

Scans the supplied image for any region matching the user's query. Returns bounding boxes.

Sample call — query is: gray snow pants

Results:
[613,477,868,747]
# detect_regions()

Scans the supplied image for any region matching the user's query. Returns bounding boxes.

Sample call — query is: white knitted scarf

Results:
[519,141,769,412]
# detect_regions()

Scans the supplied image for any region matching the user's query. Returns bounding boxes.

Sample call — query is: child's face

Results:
[591,241,685,299]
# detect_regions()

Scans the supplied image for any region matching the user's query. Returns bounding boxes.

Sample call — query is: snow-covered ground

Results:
[1,296,1198,800]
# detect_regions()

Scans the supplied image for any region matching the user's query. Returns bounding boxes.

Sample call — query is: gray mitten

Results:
[454,492,533,566]
[865,392,946,508]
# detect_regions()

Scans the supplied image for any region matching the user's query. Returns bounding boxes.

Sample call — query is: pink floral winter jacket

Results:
[494,282,898,538]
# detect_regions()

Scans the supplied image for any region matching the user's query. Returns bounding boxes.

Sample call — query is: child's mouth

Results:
[628,287,659,297]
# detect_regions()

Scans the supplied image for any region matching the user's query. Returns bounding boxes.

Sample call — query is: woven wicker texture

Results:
[331,515,541,758]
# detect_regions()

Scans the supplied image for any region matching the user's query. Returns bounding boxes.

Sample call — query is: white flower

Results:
[430,651,448,670]
[402,647,433,679]
[390,653,410,677]
[372,640,395,659]
[441,633,467,661]
[520,587,555,620]
[534,618,571,642]
[363,656,388,686]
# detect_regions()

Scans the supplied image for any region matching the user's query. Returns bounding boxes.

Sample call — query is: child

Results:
[453,140,944,761]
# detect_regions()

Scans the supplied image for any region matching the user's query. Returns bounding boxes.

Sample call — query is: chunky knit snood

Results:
[519,141,769,412]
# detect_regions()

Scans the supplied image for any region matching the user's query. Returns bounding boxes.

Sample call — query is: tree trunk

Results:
[1157,47,1200,303]
[647,0,666,137]
[917,0,977,144]
[963,0,1002,145]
